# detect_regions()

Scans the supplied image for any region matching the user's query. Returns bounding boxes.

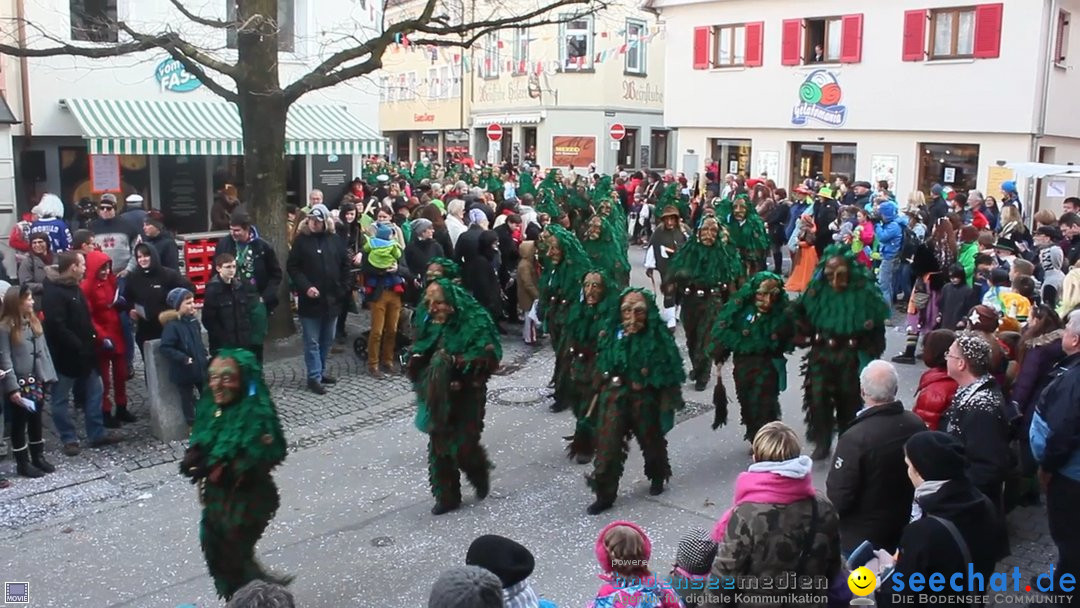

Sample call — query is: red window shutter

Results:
[781,19,803,65]
[693,26,711,69]
[745,22,764,67]
[974,3,1004,58]
[839,14,863,63]
[902,9,928,61]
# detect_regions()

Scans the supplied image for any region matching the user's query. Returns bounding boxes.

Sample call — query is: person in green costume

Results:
[792,245,889,460]
[179,349,290,601]
[708,272,796,444]
[586,287,686,514]
[424,256,460,284]
[560,268,619,463]
[537,225,590,413]
[663,216,744,391]
[408,279,502,515]
[717,194,771,279]
[580,214,631,287]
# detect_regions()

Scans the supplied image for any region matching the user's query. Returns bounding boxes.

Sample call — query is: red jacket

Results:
[913,367,957,431]
[80,250,125,356]
[972,209,989,231]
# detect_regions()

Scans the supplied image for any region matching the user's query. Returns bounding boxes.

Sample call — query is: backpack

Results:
[900,223,920,261]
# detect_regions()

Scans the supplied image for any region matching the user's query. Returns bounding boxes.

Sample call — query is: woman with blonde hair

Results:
[997,205,1032,249]
[0,285,58,479]
[702,421,841,608]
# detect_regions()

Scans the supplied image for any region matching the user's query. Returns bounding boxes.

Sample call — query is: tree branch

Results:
[168,0,232,29]
[114,23,240,102]
[0,32,172,58]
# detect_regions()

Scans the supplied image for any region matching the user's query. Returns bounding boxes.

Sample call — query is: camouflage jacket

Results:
[700,494,841,608]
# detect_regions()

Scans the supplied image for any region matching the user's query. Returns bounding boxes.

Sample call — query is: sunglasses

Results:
[99,205,115,211]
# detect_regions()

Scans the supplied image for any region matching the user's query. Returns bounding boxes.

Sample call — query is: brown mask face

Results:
[586,216,603,240]
[425,283,454,324]
[620,291,649,335]
[754,278,782,314]
[583,272,605,306]
[824,255,850,292]
[426,263,444,279]
[663,215,678,230]
[208,357,243,406]
[598,201,612,217]
[544,233,563,264]
[698,218,720,247]
[733,199,748,221]
[558,214,571,229]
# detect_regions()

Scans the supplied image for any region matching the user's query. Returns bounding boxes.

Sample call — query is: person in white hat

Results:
[121,193,148,230]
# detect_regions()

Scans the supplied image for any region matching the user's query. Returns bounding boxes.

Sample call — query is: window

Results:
[450,68,462,98]
[512,28,530,75]
[650,130,669,168]
[930,7,976,58]
[70,0,118,42]
[561,14,594,70]
[227,0,295,52]
[482,33,500,78]
[439,65,452,98]
[380,76,389,102]
[804,17,842,63]
[1057,10,1071,65]
[405,72,418,100]
[782,15,862,65]
[428,68,439,100]
[625,19,647,75]
[714,24,746,67]
[918,143,980,195]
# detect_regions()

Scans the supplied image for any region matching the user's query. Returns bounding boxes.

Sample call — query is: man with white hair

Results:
[826,359,927,556]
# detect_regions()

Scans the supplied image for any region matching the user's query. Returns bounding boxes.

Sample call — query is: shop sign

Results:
[551,135,596,167]
[155,58,203,93]
[791,69,846,128]
[622,80,664,105]
[414,113,435,123]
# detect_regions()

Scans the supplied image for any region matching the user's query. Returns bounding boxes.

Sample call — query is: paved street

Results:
[0,261,1057,608]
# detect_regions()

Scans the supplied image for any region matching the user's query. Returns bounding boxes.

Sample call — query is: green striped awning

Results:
[63,98,385,156]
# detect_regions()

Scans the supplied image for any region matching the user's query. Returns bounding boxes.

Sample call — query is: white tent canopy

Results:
[1004,162,1080,179]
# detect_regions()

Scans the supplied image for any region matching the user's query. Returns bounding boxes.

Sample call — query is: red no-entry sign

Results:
[609,123,626,141]
[486,124,503,142]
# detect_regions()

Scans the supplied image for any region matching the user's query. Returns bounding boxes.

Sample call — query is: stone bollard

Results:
[143,339,190,442]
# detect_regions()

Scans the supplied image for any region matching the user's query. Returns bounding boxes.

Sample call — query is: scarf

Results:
[711,456,815,542]
[910,479,949,521]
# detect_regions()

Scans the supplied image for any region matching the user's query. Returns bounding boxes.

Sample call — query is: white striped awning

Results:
[63,98,385,156]
[472,112,544,126]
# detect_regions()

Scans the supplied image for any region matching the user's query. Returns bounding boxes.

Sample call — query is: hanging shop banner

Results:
[791,69,847,128]
[89,154,122,193]
[551,135,596,167]
[156,58,203,93]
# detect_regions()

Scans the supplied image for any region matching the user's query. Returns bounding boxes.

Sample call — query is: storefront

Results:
[790,142,857,186]
[36,98,384,232]
[917,143,980,195]
[709,138,752,177]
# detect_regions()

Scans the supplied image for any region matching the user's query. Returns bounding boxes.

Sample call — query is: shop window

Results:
[227,0,295,52]
[650,130,669,168]
[482,32,500,79]
[625,19,647,75]
[918,143,980,195]
[70,0,117,42]
[513,28,530,75]
[709,139,752,177]
[790,142,855,185]
[561,14,594,70]
[931,7,976,58]
[1057,10,1071,66]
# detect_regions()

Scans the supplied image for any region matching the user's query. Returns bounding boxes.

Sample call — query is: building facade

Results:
[5,0,383,233]
[379,0,669,174]
[653,0,1080,214]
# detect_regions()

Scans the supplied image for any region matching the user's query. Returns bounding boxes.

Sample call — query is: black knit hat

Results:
[465,534,535,588]
[676,527,718,575]
[905,431,968,481]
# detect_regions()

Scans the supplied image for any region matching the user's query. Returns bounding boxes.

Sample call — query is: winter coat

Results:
[943,376,1014,492]
[215,226,284,311]
[928,196,950,222]
[446,214,467,247]
[517,240,540,313]
[878,480,1008,607]
[30,217,72,253]
[41,267,97,378]
[158,310,209,386]
[17,253,52,309]
[143,231,180,271]
[0,320,58,397]
[210,194,238,231]
[494,222,521,276]
[826,402,927,554]
[875,201,903,260]
[201,276,253,353]
[454,224,484,266]
[913,367,958,431]
[461,230,503,320]
[80,250,125,356]
[124,246,194,346]
[1030,352,1080,482]
[287,221,350,318]
[404,236,444,283]
[937,282,977,330]
[89,216,140,273]
[1011,332,1065,423]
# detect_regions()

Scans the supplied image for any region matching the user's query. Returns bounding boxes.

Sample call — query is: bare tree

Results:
[0,0,604,335]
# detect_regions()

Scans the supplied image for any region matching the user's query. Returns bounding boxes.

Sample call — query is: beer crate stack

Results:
[179,232,227,308]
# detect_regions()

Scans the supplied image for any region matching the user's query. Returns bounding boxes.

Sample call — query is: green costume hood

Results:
[715,195,770,254]
[665,222,745,288]
[411,278,503,367]
[595,287,686,389]
[561,267,620,349]
[798,244,891,335]
[710,271,795,357]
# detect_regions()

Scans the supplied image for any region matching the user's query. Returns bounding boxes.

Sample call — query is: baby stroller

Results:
[353,304,415,369]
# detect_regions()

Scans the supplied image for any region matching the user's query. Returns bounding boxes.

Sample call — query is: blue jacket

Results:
[30,217,72,252]
[875,201,903,260]
[159,310,209,387]
[1030,352,1080,482]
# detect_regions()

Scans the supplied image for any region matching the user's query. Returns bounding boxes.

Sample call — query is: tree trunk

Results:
[236,0,294,338]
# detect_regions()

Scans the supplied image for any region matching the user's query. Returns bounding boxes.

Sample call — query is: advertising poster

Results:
[986,166,1014,199]
[870,154,899,193]
[551,135,596,167]
[756,151,780,180]
[89,155,122,193]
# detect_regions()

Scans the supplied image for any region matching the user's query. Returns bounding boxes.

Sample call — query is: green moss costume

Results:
[559,268,619,460]
[179,349,289,600]
[580,216,631,288]
[717,195,771,277]
[794,245,889,457]
[408,279,502,511]
[708,272,796,441]
[537,225,591,409]
[664,219,744,389]
[587,288,686,511]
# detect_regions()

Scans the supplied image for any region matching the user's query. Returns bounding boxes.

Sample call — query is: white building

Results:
[3,0,383,234]
[651,0,1080,214]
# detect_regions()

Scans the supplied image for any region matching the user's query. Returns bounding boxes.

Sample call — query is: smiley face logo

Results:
[848,566,877,597]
